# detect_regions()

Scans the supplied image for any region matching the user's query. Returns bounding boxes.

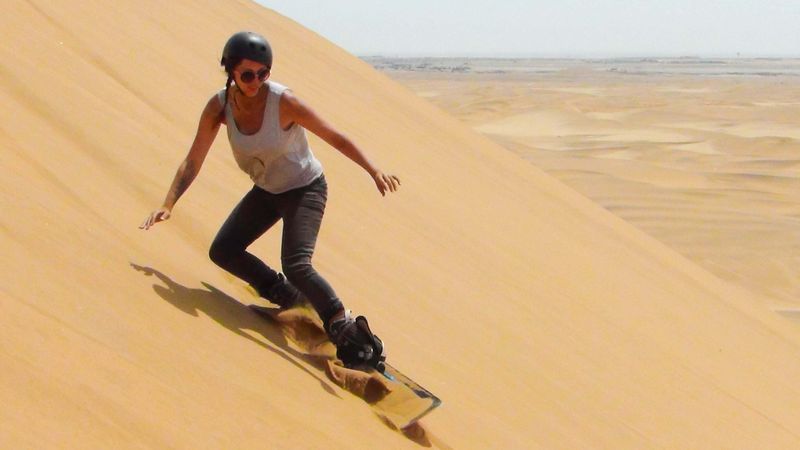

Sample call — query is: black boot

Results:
[326,310,386,372]
[262,274,302,309]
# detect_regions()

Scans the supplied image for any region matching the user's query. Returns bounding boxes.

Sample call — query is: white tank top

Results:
[217,82,323,194]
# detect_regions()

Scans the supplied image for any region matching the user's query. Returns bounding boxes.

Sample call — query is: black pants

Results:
[208,174,343,324]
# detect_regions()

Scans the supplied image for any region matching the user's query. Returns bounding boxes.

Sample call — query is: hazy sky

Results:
[258,1,799,57]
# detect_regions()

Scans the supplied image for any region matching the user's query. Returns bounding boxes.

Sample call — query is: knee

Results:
[209,239,236,267]
[282,255,314,284]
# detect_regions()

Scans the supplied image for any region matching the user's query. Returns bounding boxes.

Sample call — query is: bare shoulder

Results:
[279,89,316,120]
[279,88,303,111]
[202,91,226,126]
[278,89,307,128]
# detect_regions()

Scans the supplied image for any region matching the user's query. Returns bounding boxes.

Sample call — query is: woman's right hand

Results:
[140,206,172,230]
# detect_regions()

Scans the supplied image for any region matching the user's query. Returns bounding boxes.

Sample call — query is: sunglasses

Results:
[238,67,269,83]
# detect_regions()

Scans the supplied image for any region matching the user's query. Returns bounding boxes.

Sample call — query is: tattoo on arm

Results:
[173,159,197,201]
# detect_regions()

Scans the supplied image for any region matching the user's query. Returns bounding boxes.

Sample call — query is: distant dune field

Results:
[384,62,800,309]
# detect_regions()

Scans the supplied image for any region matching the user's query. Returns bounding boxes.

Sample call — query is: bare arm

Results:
[279,91,400,196]
[140,94,223,229]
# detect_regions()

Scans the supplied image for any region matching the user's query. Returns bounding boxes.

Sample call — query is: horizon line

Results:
[356,53,800,60]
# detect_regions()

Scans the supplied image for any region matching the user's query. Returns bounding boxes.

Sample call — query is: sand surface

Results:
[384,62,800,308]
[3,1,800,448]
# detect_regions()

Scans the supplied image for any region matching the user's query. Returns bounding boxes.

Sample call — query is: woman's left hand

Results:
[372,170,401,196]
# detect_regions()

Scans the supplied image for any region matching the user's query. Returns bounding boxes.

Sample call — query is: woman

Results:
[141,31,399,369]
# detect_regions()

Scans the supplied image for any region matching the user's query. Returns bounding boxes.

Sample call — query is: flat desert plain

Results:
[373,57,800,310]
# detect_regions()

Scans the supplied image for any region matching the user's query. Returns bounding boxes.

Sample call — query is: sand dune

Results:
[393,70,800,307]
[3,1,800,448]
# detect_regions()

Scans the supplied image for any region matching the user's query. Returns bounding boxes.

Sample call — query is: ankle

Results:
[325,308,352,339]
[329,308,345,323]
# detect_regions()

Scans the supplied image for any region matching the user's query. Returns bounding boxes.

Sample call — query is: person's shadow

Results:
[130,263,338,397]
[131,263,438,447]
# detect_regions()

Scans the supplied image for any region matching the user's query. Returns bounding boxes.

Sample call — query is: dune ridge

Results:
[2,1,800,448]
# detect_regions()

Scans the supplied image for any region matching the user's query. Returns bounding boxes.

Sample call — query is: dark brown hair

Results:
[219,58,241,121]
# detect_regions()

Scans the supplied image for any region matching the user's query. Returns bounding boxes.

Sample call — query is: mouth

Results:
[239,84,259,96]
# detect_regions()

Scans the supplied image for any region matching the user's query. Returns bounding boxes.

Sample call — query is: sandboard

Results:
[249,304,441,429]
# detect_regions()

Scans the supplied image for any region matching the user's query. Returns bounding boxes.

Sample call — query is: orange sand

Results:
[391,68,800,309]
[2,1,800,448]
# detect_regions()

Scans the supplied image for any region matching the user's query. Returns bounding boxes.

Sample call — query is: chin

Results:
[236,84,259,97]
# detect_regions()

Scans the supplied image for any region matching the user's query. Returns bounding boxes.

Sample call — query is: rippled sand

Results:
[386,65,800,307]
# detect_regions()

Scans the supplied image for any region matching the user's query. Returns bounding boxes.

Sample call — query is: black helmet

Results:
[220,31,272,69]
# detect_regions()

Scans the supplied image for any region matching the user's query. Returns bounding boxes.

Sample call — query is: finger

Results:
[140,215,152,229]
[381,175,391,192]
[385,175,398,192]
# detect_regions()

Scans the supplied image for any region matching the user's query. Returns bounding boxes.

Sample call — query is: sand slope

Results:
[394,70,800,307]
[2,1,800,448]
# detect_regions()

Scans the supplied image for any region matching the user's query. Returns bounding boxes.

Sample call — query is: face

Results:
[233,59,270,97]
